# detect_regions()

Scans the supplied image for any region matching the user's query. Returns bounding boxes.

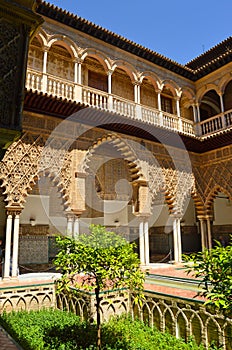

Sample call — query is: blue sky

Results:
[50,1,232,64]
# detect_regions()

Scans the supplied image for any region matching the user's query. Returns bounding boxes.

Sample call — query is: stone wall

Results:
[57,289,232,350]
[0,282,56,313]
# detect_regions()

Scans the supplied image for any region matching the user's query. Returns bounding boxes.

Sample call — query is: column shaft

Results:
[219,94,224,113]
[12,214,20,277]
[199,219,206,250]
[173,219,179,263]
[144,221,149,265]
[73,217,80,239]
[108,72,112,94]
[139,221,145,265]
[78,62,82,85]
[42,49,48,91]
[176,218,182,262]
[137,84,141,104]
[176,98,181,117]
[74,60,78,84]
[4,214,13,278]
[157,91,161,110]
[206,218,212,249]
[67,216,74,238]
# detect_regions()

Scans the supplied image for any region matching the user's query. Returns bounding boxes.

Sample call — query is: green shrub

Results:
[0,310,215,350]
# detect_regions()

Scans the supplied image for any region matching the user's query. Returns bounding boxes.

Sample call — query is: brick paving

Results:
[144,263,205,301]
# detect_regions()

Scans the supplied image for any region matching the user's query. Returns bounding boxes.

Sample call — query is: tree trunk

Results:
[95,285,101,350]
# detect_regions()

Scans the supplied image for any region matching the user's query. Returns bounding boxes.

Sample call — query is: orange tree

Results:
[184,238,232,313]
[54,224,145,350]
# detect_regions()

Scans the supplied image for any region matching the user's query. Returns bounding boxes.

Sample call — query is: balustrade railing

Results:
[47,75,74,100]
[26,69,42,91]
[27,69,232,138]
[82,86,108,109]
[199,109,232,136]
[112,95,136,118]
[182,118,195,135]
[141,105,160,125]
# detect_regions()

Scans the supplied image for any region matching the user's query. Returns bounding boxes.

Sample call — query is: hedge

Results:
[0,309,215,350]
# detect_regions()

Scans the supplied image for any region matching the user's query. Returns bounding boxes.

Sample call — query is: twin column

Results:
[66,213,80,239]
[139,218,149,265]
[4,209,21,279]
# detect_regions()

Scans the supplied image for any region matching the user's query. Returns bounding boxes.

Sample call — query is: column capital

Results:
[133,81,141,86]
[43,45,50,52]
[6,207,22,216]
[107,69,114,75]
[197,215,207,221]
[74,57,84,64]
[66,212,75,220]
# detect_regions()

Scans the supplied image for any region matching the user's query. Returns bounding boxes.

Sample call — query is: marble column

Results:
[12,213,21,278]
[3,212,13,278]
[206,217,212,249]
[139,220,145,265]
[42,47,48,91]
[144,220,150,265]
[172,217,182,263]
[66,214,74,238]
[73,216,80,239]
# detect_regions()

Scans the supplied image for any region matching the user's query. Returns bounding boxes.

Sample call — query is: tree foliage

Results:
[54,224,145,349]
[184,238,232,313]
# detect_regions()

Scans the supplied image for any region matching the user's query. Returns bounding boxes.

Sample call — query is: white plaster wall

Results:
[104,200,128,226]
[214,196,232,225]
[182,198,196,225]
[150,198,196,227]
[21,195,50,225]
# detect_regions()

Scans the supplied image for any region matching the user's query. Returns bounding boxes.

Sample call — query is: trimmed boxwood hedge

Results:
[0,309,214,350]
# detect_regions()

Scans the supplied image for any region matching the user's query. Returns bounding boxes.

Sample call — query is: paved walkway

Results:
[0,327,21,350]
[144,263,205,301]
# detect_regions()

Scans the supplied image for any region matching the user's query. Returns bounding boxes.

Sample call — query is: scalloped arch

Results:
[205,184,232,213]
[81,133,144,182]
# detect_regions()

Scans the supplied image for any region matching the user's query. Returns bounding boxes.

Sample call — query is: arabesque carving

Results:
[0,132,72,208]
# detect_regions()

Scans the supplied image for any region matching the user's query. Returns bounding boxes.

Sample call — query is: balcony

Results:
[26,68,231,138]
